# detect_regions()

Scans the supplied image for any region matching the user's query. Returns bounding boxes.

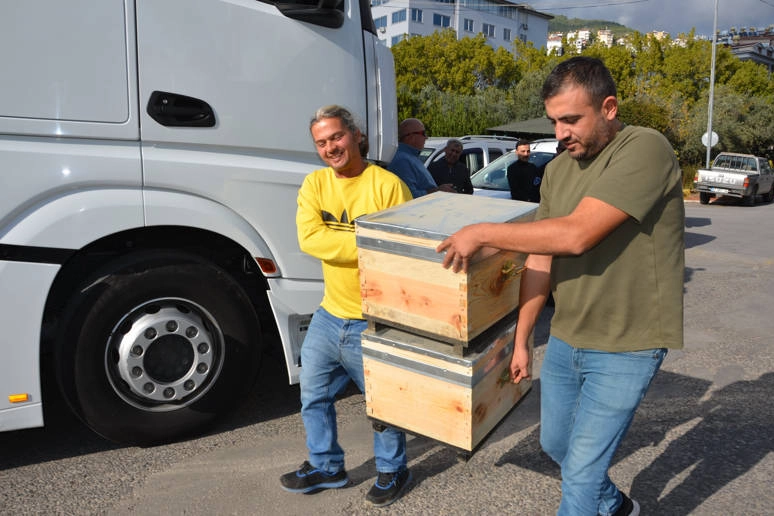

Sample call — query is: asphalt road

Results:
[2,197,773,515]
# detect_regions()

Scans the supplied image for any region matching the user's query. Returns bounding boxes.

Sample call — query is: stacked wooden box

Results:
[356,192,537,452]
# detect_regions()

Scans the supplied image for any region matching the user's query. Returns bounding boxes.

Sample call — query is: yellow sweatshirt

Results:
[296,163,412,319]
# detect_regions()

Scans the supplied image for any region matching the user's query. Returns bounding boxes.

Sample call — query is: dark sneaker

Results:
[280,461,348,493]
[366,468,412,507]
[613,493,640,516]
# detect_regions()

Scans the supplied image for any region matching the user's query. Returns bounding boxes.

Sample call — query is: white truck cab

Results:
[0,0,396,444]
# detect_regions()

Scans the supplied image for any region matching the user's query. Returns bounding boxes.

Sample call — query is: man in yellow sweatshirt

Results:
[281,105,413,507]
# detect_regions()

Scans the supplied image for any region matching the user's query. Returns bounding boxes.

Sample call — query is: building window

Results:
[482,23,494,37]
[392,9,406,23]
[411,8,423,22]
[374,15,387,29]
[503,28,511,41]
[392,34,407,46]
[463,18,474,32]
[433,14,451,27]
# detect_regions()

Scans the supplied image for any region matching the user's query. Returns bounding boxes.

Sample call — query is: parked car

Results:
[471,139,558,199]
[530,138,562,163]
[421,135,519,175]
[694,152,774,205]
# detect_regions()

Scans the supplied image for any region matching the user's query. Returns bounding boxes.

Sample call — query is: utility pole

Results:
[705,0,719,168]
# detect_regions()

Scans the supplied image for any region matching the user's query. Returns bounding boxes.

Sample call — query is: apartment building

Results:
[370,0,552,50]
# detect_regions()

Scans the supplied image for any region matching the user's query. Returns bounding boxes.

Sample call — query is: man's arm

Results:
[436,196,630,273]
[510,253,551,383]
[506,164,518,200]
[458,164,473,194]
[296,178,358,265]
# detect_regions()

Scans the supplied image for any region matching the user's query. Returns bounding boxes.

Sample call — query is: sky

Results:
[530,0,774,38]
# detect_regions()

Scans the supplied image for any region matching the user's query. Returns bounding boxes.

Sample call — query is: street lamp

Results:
[705,0,719,168]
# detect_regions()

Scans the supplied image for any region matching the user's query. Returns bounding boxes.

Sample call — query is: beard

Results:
[567,118,616,161]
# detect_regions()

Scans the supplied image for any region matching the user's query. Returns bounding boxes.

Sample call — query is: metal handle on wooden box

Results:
[491,261,525,296]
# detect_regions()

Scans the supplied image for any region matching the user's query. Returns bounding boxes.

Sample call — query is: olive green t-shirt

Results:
[537,125,685,351]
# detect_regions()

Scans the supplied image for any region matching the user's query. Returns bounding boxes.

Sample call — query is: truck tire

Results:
[743,194,755,206]
[56,251,262,445]
[699,192,711,205]
[764,187,774,204]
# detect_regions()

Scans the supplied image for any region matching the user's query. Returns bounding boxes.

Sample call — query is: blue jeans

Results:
[299,307,407,474]
[540,336,666,516]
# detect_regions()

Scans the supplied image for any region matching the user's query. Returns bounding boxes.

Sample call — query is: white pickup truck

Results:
[694,152,774,205]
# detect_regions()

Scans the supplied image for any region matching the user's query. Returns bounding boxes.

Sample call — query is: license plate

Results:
[710,187,729,194]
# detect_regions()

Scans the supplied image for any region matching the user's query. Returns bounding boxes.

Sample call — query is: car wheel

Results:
[763,187,774,203]
[56,251,262,445]
[699,192,711,205]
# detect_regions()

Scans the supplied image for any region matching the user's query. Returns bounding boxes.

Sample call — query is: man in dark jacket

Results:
[428,139,473,194]
[507,140,541,202]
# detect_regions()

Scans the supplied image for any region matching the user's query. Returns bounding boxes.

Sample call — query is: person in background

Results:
[507,140,541,203]
[436,56,685,516]
[388,118,455,197]
[282,105,413,507]
[428,139,473,194]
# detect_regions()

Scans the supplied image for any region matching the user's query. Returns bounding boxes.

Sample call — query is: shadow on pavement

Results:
[492,369,774,515]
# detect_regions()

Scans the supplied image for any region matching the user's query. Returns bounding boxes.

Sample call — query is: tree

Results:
[391,30,774,167]
[392,30,519,96]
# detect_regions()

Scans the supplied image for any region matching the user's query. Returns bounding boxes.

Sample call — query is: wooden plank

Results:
[364,357,474,450]
[362,323,533,452]
[359,246,525,344]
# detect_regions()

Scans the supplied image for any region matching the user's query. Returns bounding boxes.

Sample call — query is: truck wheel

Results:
[56,252,262,445]
[764,187,774,204]
[743,194,755,206]
[699,192,711,204]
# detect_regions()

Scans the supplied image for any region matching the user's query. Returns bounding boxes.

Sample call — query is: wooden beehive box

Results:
[362,312,532,452]
[356,192,536,345]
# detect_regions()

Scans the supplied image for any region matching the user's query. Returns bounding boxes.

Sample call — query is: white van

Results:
[0,0,396,444]
[421,135,519,175]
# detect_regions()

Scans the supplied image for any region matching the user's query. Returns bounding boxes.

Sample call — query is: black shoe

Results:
[366,468,412,507]
[280,461,348,493]
[613,493,640,516]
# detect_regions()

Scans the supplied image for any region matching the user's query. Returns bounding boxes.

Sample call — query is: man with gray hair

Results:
[428,139,473,194]
[281,105,413,507]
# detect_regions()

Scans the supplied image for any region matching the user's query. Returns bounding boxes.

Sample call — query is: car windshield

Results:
[470,151,557,191]
[470,153,515,190]
[530,152,556,170]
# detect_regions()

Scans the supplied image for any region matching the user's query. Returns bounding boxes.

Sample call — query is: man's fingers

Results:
[510,367,531,384]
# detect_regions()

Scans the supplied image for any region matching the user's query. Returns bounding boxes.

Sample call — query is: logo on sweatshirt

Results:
[321,210,359,232]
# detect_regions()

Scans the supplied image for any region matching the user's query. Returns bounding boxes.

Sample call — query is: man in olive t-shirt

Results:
[437,57,684,516]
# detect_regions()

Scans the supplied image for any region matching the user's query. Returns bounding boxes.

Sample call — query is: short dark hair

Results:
[517,140,532,148]
[541,57,617,109]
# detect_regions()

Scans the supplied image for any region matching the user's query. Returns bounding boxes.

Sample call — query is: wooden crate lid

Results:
[355,191,536,241]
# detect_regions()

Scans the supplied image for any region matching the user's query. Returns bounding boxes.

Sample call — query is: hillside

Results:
[548,14,634,38]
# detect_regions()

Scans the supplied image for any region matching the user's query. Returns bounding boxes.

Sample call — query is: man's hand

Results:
[436,224,484,273]
[437,183,456,193]
[510,342,531,384]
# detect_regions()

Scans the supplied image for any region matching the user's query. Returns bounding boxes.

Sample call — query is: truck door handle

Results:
[146,91,216,127]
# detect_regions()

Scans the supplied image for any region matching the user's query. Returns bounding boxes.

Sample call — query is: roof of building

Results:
[487,117,555,138]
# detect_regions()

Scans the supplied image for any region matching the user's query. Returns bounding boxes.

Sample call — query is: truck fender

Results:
[143,189,278,275]
[1,189,144,250]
